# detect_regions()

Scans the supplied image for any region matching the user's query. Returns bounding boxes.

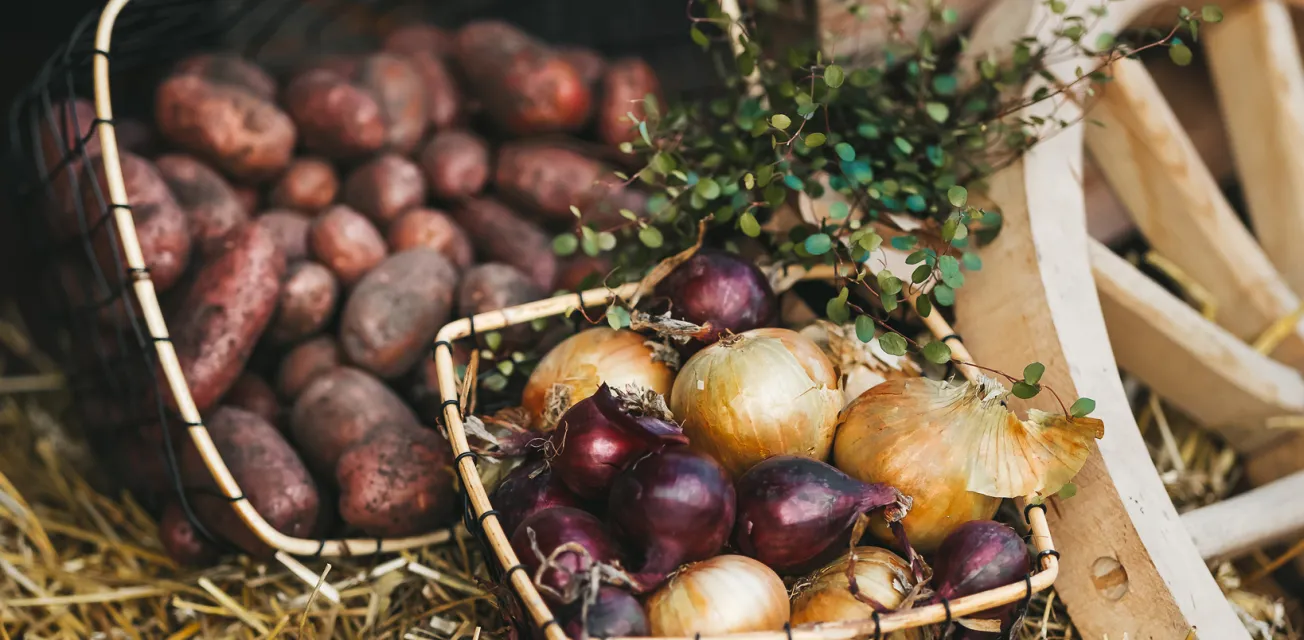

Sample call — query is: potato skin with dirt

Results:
[355,54,428,154]
[452,198,556,291]
[270,157,338,213]
[457,263,542,347]
[310,205,388,286]
[158,502,221,566]
[170,223,286,412]
[283,69,386,159]
[494,142,613,224]
[257,209,312,261]
[598,59,662,147]
[454,21,591,135]
[225,372,281,425]
[42,99,100,237]
[155,153,248,256]
[181,406,319,558]
[340,249,457,379]
[290,366,419,475]
[335,424,457,536]
[386,208,472,269]
[269,261,339,343]
[277,336,341,400]
[174,53,277,101]
[344,154,427,226]
[559,46,606,89]
[419,130,489,201]
[155,74,296,182]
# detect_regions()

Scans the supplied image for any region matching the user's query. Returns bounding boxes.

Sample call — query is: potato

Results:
[335,424,456,537]
[493,141,610,224]
[558,46,606,89]
[290,366,419,475]
[155,74,296,182]
[343,154,426,226]
[42,99,100,238]
[309,205,388,286]
[283,69,385,159]
[257,209,311,261]
[115,117,157,156]
[155,153,248,256]
[419,130,489,201]
[384,24,454,58]
[452,198,556,291]
[457,263,542,348]
[225,372,280,426]
[270,157,338,213]
[355,54,427,155]
[555,254,613,292]
[277,336,341,400]
[268,261,339,343]
[407,341,472,423]
[453,21,591,135]
[181,406,319,558]
[598,58,662,147]
[234,185,260,214]
[384,26,463,130]
[80,152,193,292]
[58,258,142,327]
[174,53,277,101]
[339,249,457,379]
[386,208,472,269]
[170,223,285,412]
[158,501,221,566]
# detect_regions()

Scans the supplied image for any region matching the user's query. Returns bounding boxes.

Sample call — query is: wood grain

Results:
[1182,470,1304,560]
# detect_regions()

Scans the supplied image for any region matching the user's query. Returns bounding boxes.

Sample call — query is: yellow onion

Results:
[522,327,674,428]
[670,328,841,477]
[791,546,923,639]
[799,320,920,406]
[645,555,789,636]
[833,375,1104,551]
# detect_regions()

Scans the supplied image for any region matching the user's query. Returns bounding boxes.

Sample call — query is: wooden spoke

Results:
[1182,470,1304,560]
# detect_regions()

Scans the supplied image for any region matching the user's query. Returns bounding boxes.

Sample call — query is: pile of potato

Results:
[43,19,661,564]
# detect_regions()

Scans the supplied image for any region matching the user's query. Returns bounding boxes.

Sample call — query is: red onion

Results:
[492,460,586,538]
[653,249,777,348]
[562,586,650,640]
[608,449,735,588]
[930,520,1030,605]
[732,455,914,575]
[550,383,688,500]
[510,507,626,605]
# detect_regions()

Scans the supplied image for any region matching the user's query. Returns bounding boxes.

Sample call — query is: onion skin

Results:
[523,328,674,427]
[791,546,922,639]
[645,555,790,636]
[670,328,841,477]
[733,455,912,575]
[510,507,625,605]
[931,521,1030,605]
[653,249,777,348]
[492,460,585,538]
[561,586,649,640]
[607,449,735,587]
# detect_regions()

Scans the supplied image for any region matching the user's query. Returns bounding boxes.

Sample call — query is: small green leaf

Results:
[855,315,875,342]
[926,102,950,123]
[695,177,721,199]
[829,201,850,220]
[906,250,927,265]
[740,212,761,237]
[484,331,503,351]
[890,235,918,250]
[933,284,955,306]
[962,252,983,271]
[824,64,845,88]
[805,132,827,147]
[638,226,664,248]
[743,173,755,190]
[938,255,965,288]
[912,264,932,284]
[947,185,968,207]
[1202,5,1223,22]
[606,306,631,330]
[826,290,851,323]
[877,269,903,295]
[639,120,651,145]
[942,7,959,23]
[932,74,957,96]
[1049,0,1066,13]
[597,231,617,251]
[1058,482,1078,499]
[1012,381,1041,399]
[835,142,856,162]
[771,114,792,131]
[1023,362,1046,385]
[923,340,952,364]
[496,360,514,376]
[570,205,583,218]
[552,234,578,256]
[805,233,833,255]
[916,293,933,317]
[1070,397,1097,418]
[878,332,908,356]
[859,231,883,252]
[619,208,639,221]
[691,26,710,48]
[893,137,914,154]
[880,291,899,313]
[1169,42,1193,66]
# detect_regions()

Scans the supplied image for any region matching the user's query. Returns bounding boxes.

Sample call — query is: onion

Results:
[733,455,914,575]
[492,460,585,538]
[833,376,1103,551]
[670,328,841,477]
[931,520,1030,604]
[550,383,688,500]
[510,507,626,605]
[645,555,789,636]
[561,585,649,640]
[791,546,922,639]
[799,320,921,406]
[652,249,777,348]
[608,449,735,587]
[523,328,675,428]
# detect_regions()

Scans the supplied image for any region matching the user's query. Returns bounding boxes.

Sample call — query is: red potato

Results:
[277,336,341,400]
[335,424,457,537]
[384,26,464,130]
[419,130,489,201]
[169,223,286,412]
[556,254,613,292]
[494,141,620,224]
[339,249,457,379]
[234,185,260,214]
[282,69,386,159]
[158,501,222,566]
[299,54,361,79]
[599,59,662,147]
[457,263,543,348]
[453,21,591,135]
[257,209,312,262]
[80,153,193,292]
[155,74,296,182]
[384,24,455,58]
[386,208,472,269]
[268,261,339,343]
[452,198,556,291]
[290,366,419,475]
[115,117,157,155]
[558,46,606,90]
[42,99,100,238]
[408,341,472,424]
[174,53,277,101]
[343,154,427,227]
[355,54,428,155]
[58,259,142,328]
[270,157,338,213]
[225,372,280,425]
[155,153,249,256]
[309,205,388,286]
[181,406,319,558]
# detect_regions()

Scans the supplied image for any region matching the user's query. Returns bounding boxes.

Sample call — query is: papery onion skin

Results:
[670,328,841,477]
[645,555,789,636]
[561,586,649,640]
[652,249,777,348]
[932,521,1030,604]
[492,460,585,539]
[607,449,735,587]
[733,455,912,575]
[523,328,674,427]
[509,507,624,605]
[791,546,922,640]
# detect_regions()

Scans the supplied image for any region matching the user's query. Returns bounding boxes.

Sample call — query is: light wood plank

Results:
[1182,471,1304,560]
[1206,0,1304,296]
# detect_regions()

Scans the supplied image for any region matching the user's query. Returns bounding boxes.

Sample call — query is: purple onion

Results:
[510,507,625,605]
[561,586,649,640]
[931,520,1030,607]
[492,460,585,538]
[653,249,777,348]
